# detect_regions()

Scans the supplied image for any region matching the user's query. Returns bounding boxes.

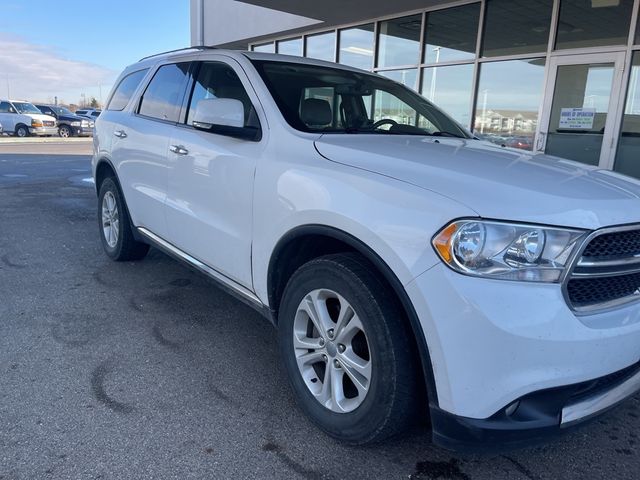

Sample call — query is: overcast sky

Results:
[0,1,190,106]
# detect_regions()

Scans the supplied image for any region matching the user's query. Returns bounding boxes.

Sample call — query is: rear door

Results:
[110,62,191,238]
[0,101,17,132]
[165,58,266,288]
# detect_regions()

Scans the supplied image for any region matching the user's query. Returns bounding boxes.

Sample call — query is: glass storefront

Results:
[475,59,546,149]
[422,64,475,128]
[277,38,302,56]
[339,24,375,70]
[377,15,422,67]
[251,0,640,176]
[615,52,640,178]
[306,32,336,61]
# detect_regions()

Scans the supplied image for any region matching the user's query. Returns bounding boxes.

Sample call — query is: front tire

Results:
[278,253,418,444]
[14,125,29,137]
[98,177,149,261]
[58,125,71,138]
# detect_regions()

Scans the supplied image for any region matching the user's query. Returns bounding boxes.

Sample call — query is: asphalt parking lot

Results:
[1,141,639,480]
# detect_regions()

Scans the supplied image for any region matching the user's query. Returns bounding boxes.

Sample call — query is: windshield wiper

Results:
[431,131,466,138]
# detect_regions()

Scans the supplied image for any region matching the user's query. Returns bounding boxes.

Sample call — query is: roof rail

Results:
[138,46,218,62]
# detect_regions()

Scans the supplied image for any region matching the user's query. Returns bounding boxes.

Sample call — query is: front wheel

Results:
[278,253,418,444]
[58,125,71,138]
[15,125,29,137]
[98,177,149,261]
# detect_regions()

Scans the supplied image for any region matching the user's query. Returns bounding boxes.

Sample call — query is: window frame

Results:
[105,68,150,112]
[178,60,263,142]
[135,61,193,125]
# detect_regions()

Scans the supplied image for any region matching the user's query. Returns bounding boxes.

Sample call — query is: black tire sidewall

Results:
[15,125,28,137]
[59,125,71,137]
[98,177,125,259]
[278,257,407,443]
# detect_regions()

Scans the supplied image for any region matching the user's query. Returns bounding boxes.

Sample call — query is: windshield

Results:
[53,106,73,115]
[251,60,470,138]
[14,102,43,115]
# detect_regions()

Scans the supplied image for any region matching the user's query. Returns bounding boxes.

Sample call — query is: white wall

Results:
[190,0,321,48]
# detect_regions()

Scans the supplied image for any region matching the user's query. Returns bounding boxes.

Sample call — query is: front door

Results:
[536,52,626,168]
[165,59,265,289]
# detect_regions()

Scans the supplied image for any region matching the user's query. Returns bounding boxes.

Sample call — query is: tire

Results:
[58,125,71,138]
[14,124,29,138]
[98,176,149,261]
[278,252,418,444]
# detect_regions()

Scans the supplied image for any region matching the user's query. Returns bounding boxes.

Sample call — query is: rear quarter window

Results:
[107,68,149,111]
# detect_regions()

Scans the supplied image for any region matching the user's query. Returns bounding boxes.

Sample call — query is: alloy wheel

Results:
[293,289,372,413]
[101,191,119,248]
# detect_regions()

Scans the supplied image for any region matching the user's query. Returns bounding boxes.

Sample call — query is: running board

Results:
[136,227,272,321]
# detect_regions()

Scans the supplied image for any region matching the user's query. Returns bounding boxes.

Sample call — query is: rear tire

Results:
[98,177,149,261]
[278,253,418,444]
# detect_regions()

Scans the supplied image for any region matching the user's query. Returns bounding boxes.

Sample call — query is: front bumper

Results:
[29,126,58,136]
[406,264,640,450]
[71,125,93,136]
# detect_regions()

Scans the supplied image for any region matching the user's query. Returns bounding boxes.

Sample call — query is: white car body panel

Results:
[92,49,640,436]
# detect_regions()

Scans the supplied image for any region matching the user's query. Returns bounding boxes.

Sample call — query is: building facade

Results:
[191,0,640,179]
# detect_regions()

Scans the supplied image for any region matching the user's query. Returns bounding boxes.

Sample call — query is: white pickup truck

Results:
[0,100,58,137]
[92,48,640,451]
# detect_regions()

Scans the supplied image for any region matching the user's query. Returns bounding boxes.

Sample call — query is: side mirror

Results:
[9,107,16,114]
[192,98,244,129]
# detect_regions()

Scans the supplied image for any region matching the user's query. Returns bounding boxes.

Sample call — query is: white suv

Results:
[0,100,58,137]
[93,48,640,450]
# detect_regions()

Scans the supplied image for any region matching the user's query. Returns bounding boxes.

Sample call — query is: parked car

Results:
[93,48,640,451]
[505,135,534,150]
[74,108,101,122]
[34,104,94,137]
[0,99,57,137]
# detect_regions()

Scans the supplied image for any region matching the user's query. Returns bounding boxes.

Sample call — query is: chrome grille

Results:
[565,225,640,313]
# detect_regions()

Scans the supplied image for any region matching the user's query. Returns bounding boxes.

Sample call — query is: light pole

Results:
[428,47,441,102]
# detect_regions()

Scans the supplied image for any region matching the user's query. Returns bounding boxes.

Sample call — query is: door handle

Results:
[114,130,127,138]
[169,144,189,155]
[536,132,547,151]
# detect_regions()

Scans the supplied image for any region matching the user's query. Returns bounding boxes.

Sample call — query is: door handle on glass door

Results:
[536,132,546,151]
[170,145,189,155]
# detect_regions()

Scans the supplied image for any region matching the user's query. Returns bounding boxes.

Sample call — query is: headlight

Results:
[81,120,89,127]
[71,121,81,126]
[432,219,587,282]
[31,119,43,127]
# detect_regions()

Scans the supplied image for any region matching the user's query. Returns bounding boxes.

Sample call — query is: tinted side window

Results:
[139,62,190,122]
[107,68,149,111]
[0,101,12,113]
[186,62,259,128]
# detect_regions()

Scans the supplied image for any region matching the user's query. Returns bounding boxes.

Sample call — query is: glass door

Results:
[536,52,626,168]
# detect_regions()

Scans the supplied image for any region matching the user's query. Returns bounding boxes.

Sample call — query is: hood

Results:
[58,113,87,122]
[29,113,57,123]
[314,135,640,230]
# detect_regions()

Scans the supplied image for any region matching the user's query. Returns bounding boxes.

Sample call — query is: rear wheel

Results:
[98,177,149,261]
[278,253,418,444]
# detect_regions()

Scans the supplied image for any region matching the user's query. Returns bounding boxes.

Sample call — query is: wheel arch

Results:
[267,224,439,408]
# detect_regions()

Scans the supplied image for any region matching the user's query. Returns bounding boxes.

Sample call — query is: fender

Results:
[268,224,440,408]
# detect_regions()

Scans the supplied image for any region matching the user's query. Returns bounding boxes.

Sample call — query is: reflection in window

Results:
[482,0,552,57]
[306,32,336,61]
[423,3,480,64]
[474,59,546,150]
[277,38,302,56]
[377,15,422,67]
[339,24,374,70]
[253,43,275,53]
[379,69,418,91]
[139,63,190,122]
[615,52,640,179]
[556,0,633,50]
[422,64,474,128]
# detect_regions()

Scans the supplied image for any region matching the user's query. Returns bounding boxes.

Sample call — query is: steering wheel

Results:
[372,118,398,130]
